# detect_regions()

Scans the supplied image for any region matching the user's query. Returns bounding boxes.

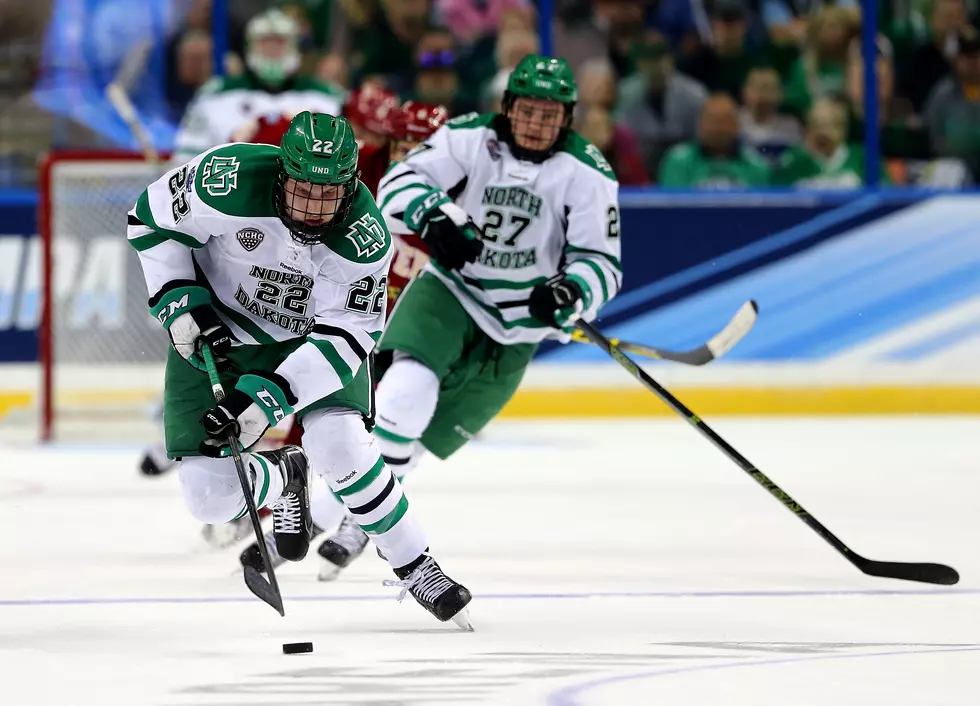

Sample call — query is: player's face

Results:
[506,97,565,152]
[389,139,418,163]
[284,178,346,227]
[254,35,289,61]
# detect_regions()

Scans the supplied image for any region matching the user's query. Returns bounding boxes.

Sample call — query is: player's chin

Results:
[518,136,550,150]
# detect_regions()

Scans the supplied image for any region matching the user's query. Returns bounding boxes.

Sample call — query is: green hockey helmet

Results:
[501,54,578,162]
[275,111,360,244]
[505,54,578,104]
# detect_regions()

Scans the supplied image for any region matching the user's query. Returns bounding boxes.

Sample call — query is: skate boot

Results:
[384,554,473,630]
[263,445,312,561]
[240,523,324,573]
[317,515,370,581]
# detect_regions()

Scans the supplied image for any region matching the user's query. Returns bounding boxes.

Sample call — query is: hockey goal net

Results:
[33,151,171,442]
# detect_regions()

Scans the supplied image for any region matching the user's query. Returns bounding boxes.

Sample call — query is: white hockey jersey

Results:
[173,75,344,163]
[376,112,622,345]
[128,142,390,412]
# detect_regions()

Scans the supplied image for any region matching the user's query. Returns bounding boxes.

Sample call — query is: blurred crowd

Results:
[5,0,980,188]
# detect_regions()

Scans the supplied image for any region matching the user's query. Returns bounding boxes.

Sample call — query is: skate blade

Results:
[318,560,341,582]
[451,607,474,632]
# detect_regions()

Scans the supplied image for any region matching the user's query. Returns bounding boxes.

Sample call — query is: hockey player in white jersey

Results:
[171,8,343,164]
[310,55,623,580]
[140,7,343,484]
[127,111,471,626]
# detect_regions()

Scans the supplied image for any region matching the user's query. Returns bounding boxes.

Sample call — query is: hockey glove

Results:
[405,188,483,271]
[528,274,592,332]
[200,371,297,456]
[148,281,232,371]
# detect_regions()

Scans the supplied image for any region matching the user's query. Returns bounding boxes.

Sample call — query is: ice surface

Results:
[1,418,977,705]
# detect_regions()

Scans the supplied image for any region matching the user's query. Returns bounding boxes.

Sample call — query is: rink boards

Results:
[3,192,980,420]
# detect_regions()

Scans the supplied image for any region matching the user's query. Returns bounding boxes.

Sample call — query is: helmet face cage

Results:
[500,55,578,162]
[500,92,575,162]
[273,170,360,246]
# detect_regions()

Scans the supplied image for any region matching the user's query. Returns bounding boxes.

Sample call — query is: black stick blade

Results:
[858,559,960,585]
[244,567,285,616]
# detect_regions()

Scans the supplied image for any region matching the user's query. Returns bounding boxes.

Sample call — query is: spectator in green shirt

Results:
[774,97,885,187]
[783,4,859,115]
[659,93,770,187]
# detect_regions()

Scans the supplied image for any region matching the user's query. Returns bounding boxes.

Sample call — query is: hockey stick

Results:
[200,344,286,616]
[570,300,759,365]
[107,40,161,164]
[575,319,960,586]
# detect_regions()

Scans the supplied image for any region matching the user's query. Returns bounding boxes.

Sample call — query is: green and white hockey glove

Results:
[148,281,232,370]
[200,371,297,456]
[528,274,592,333]
[404,188,483,271]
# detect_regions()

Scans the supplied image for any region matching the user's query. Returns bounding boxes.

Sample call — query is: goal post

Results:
[38,151,171,442]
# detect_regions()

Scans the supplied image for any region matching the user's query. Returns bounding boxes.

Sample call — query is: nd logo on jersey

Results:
[346,213,387,258]
[201,155,240,196]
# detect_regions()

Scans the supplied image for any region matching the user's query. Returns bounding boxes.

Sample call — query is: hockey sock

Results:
[310,473,346,531]
[303,409,428,568]
[373,357,439,473]
[178,453,285,525]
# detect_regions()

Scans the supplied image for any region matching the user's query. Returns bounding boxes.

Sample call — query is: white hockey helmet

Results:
[246,9,301,86]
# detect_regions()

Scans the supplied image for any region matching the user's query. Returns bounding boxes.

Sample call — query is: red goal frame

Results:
[37,150,165,441]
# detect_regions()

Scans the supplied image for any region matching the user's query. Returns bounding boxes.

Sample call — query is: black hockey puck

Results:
[282,642,313,654]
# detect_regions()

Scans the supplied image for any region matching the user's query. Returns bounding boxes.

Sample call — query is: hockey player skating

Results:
[127,112,472,627]
[249,55,623,582]
[143,97,448,557]
[239,100,450,575]
[139,7,344,480]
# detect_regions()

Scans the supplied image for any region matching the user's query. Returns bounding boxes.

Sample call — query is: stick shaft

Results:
[574,319,959,585]
[199,345,285,615]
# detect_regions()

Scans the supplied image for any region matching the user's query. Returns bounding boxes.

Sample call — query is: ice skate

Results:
[263,445,312,561]
[385,554,473,630]
[316,515,370,581]
[240,523,323,573]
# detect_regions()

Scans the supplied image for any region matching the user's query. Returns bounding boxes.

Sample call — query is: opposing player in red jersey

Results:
[342,87,400,194]
[239,100,450,575]
[383,101,450,306]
